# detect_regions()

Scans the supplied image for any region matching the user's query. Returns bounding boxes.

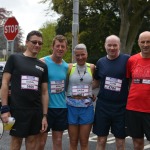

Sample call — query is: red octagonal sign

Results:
[4,17,19,41]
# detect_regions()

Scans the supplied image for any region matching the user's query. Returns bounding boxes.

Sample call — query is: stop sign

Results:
[4,17,19,41]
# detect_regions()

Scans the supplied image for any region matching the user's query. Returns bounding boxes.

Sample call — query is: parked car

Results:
[0,61,6,87]
[0,61,6,106]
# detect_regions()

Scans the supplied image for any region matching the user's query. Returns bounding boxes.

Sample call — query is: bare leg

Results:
[133,138,144,150]
[96,136,107,150]
[52,130,63,150]
[116,138,125,150]
[68,125,79,150]
[35,132,48,150]
[26,135,40,150]
[10,136,23,150]
[79,124,92,150]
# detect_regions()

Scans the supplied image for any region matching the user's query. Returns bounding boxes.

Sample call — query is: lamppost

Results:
[72,0,79,63]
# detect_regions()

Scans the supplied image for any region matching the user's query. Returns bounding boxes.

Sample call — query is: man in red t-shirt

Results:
[126,31,150,150]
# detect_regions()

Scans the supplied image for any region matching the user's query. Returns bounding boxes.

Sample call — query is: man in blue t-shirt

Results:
[93,35,130,150]
[36,35,69,150]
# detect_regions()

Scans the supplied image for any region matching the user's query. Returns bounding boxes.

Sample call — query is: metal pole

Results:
[72,0,79,63]
[11,41,14,54]
[6,40,8,61]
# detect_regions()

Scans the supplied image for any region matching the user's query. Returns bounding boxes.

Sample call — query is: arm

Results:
[1,72,11,122]
[89,64,100,89]
[40,82,49,132]
[92,79,100,89]
[39,57,45,63]
[66,63,73,91]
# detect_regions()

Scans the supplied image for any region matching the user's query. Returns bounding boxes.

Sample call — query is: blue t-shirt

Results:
[44,56,68,108]
[94,54,130,107]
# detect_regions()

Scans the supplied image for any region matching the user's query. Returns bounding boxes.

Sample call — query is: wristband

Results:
[0,105,10,114]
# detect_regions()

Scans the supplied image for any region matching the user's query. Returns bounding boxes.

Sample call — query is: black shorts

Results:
[10,109,42,138]
[126,110,150,141]
[47,108,68,132]
[93,101,126,138]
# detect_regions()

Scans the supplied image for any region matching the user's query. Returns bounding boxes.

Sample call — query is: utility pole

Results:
[72,0,79,63]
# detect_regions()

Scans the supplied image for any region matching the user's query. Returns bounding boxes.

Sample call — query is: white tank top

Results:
[67,64,93,97]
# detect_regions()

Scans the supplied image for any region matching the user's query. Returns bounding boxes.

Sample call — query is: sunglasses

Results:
[29,40,43,46]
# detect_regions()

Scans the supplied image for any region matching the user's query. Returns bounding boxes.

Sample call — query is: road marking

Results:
[144,144,150,149]
[48,130,150,149]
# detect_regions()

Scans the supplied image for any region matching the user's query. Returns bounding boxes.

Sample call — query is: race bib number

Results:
[21,75,39,90]
[104,77,122,92]
[72,85,89,96]
[142,79,150,84]
[51,80,64,93]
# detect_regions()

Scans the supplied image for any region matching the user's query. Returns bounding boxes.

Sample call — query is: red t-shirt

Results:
[126,53,150,113]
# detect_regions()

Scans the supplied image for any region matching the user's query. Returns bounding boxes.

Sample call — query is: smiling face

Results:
[75,49,88,66]
[26,35,43,57]
[52,40,67,59]
[105,35,120,60]
[138,31,150,58]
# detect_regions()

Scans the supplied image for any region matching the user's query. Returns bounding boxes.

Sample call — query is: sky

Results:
[1,0,59,43]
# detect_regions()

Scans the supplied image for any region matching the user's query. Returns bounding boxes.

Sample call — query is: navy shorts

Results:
[93,101,126,138]
[10,109,42,138]
[67,105,94,125]
[126,110,150,141]
[47,108,68,132]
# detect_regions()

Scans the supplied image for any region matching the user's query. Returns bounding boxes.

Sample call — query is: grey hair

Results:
[74,43,87,52]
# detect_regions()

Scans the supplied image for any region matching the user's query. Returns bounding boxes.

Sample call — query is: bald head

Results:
[138,31,150,41]
[105,35,120,44]
[138,31,150,58]
[105,35,120,60]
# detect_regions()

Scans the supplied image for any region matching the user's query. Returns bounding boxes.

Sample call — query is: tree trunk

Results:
[118,0,150,55]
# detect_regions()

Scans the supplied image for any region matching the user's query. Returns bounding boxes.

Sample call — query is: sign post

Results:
[3,17,19,56]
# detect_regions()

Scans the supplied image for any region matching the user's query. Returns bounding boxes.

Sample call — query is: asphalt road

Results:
[0,130,150,150]
[0,88,150,149]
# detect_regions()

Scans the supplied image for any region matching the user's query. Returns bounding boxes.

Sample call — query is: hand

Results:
[1,112,11,123]
[92,94,97,102]
[40,117,48,133]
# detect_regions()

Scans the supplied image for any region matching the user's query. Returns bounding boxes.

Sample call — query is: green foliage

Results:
[37,21,72,62]
[38,22,56,58]
[51,0,121,63]
[40,0,150,62]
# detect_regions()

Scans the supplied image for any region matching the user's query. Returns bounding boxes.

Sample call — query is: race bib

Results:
[51,80,64,93]
[142,79,150,84]
[21,75,39,90]
[104,77,122,92]
[72,85,89,96]
[134,79,150,84]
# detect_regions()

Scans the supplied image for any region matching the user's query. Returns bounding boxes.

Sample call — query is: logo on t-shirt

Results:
[35,65,44,72]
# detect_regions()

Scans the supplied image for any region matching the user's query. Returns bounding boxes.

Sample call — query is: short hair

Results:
[26,30,43,41]
[52,35,67,47]
[105,35,120,44]
[74,43,87,52]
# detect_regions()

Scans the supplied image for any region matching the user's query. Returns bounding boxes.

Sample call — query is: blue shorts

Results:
[47,108,68,132]
[93,101,126,138]
[67,105,94,125]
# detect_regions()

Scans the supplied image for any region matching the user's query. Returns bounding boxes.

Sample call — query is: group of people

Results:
[0,30,150,150]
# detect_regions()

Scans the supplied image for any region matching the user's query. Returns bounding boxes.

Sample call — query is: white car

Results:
[0,61,6,86]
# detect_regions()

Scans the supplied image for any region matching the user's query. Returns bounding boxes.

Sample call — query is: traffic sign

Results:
[4,17,19,41]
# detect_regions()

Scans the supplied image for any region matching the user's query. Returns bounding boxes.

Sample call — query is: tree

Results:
[38,22,56,58]
[38,21,72,62]
[118,0,150,54]
[40,0,150,63]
